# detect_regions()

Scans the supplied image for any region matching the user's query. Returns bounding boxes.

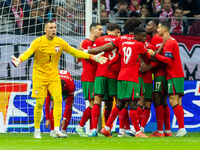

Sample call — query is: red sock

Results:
[155,105,164,131]
[63,96,73,118]
[91,104,100,129]
[173,105,184,129]
[90,116,93,130]
[104,108,111,124]
[140,108,150,128]
[106,106,121,128]
[180,105,184,117]
[137,105,143,123]
[79,107,92,127]
[49,108,54,130]
[125,112,130,130]
[119,108,128,129]
[129,110,140,132]
[63,110,72,130]
[164,105,171,130]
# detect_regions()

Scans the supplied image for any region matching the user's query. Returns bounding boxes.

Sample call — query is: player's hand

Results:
[78,40,84,51]
[92,52,108,64]
[148,50,155,56]
[140,63,153,72]
[60,119,66,130]
[76,58,82,63]
[11,56,22,68]
[45,119,50,129]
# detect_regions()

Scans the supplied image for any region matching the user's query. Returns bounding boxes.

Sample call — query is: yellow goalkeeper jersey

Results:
[19,35,90,81]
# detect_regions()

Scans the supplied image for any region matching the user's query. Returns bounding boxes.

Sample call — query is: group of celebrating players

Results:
[11,17,187,138]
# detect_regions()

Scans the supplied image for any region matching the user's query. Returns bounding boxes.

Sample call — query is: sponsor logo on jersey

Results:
[55,46,60,52]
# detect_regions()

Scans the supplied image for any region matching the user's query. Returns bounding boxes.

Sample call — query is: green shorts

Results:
[168,77,184,96]
[62,90,69,100]
[154,76,167,94]
[94,76,117,99]
[117,80,140,101]
[81,81,94,100]
[139,77,145,96]
[144,83,153,101]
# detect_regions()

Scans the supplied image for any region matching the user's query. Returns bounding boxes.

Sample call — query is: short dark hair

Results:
[107,23,120,31]
[134,27,146,35]
[61,79,66,90]
[124,17,142,32]
[89,23,102,31]
[151,19,159,27]
[159,21,171,31]
[163,0,172,3]
[174,6,183,12]
[45,20,55,25]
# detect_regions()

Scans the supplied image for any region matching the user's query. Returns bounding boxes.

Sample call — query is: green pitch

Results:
[0,133,200,150]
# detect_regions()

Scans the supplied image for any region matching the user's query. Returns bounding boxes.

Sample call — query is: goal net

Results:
[0,0,86,133]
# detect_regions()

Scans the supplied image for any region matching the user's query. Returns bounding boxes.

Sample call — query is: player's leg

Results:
[161,94,172,136]
[101,81,126,137]
[104,98,113,124]
[49,101,54,136]
[77,81,94,137]
[48,80,67,138]
[32,81,48,138]
[91,77,107,136]
[168,77,187,137]
[137,77,145,123]
[140,83,153,133]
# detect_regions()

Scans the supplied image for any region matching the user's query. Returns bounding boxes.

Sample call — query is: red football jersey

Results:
[150,33,166,77]
[81,39,98,82]
[59,70,75,95]
[155,38,184,80]
[118,40,149,83]
[93,35,119,79]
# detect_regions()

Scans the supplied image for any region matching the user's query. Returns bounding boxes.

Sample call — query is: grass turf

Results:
[0,133,200,150]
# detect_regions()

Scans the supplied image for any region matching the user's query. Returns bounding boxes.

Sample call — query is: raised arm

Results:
[87,42,115,54]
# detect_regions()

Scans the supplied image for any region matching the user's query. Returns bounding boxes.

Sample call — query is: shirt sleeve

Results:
[111,37,120,48]
[19,39,37,61]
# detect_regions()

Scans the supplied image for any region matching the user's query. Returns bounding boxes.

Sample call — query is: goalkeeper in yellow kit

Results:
[11,20,107,138]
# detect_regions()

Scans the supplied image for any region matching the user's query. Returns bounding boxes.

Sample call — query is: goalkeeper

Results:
[11,20,107,139]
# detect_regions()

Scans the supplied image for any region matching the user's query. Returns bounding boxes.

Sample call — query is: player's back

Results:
[117,34,135,50]
[59,70,75,93]
[163,38,184,79]
[32,35,67,80]
[94,35,119,79]
[118,40,147,83]
[81,39,97,82]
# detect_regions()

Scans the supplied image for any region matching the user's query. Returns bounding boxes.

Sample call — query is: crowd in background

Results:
[0,0,200,36]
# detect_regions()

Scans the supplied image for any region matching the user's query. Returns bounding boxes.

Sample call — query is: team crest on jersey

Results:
[55,46,60,52]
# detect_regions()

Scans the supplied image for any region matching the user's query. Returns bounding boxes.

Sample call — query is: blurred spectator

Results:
[73,11,85,34]
[66,0,75,19]
[140,4,150,27]
[178,0,200,17]
[140,0,153,15]
[129,0,140,14]
[4,0,29,34]
[110,0,119,10]
[23,10,43,35]
[38,0,53,20]
[112,0,129,18]
[101,10,109,25]
[172,0,179,7]
[105,0,110,13]
[189,20,200,35]
[153,0,162,13]
[154,0,173,21]
[26,0,36,9]
[170,7,188,34]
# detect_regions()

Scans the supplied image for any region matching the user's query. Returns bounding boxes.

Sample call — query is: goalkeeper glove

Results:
[11,56,22,68]
[89,52,108,64]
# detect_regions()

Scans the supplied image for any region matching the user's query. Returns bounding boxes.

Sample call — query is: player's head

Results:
[134,27,147,43]
[124,17,142,33]
[44,20,57,39]
[61,79,66,91]
[117,26,122,37]
[146,19,159,34]
[157,21,170,36]
[106,23,120,36]
[90,23,103,38]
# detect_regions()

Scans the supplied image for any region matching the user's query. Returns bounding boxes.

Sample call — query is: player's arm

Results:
[86,42,114,54]
[156,36,171,54]
[108,52,121,67]
[142,50,151,60]
[11,40,37,67]
[63,41,107,64]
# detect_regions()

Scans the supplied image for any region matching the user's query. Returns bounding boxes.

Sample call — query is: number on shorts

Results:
[59,70,68,74]
[108,48,117,60]
[122,47,132,64]
[155,82,161,90]
[168,83,171,91]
